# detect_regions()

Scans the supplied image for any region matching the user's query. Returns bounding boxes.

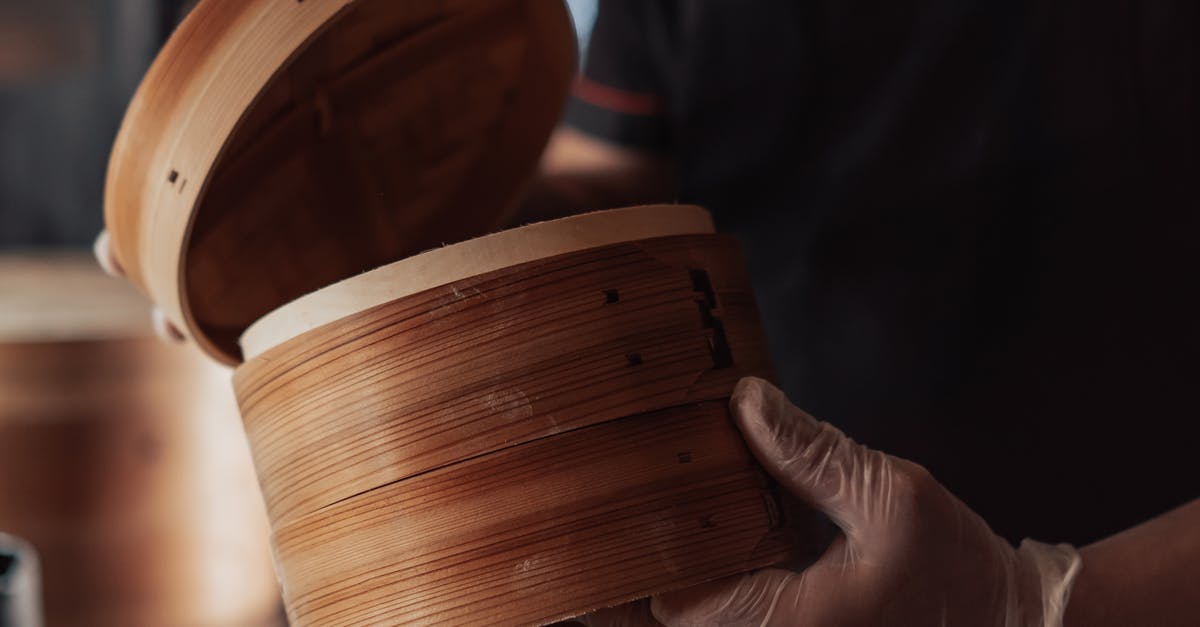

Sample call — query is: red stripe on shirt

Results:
[571,75,664,116]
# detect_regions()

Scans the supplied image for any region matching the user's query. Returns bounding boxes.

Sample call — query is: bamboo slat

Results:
[238,234,769,525]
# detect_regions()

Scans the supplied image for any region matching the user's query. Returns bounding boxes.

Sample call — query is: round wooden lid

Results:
[0,252,152,343]
[104,0,577,364]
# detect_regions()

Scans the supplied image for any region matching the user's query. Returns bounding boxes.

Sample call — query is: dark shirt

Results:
[565,0,1198,545]
[0,0,189,248]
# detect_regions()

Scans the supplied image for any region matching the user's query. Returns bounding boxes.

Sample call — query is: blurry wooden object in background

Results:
[0,532,43,627]
[0,253,281,627]
[103,0,796,623]
[0,1,93,82]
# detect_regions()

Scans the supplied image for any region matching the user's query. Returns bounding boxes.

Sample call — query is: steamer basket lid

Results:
[103,0,577,364]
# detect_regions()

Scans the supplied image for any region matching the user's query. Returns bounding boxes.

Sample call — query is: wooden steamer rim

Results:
[241,205,716,359]
[104,0,577,365]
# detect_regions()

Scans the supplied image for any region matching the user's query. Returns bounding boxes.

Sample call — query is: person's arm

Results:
[1065,499,1200,626]
[514,0,677,224]
[516,126,675,224]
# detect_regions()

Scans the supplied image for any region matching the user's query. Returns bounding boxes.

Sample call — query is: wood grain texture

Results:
[239,234,769,525]
[103,0,576,364]
[235,233,789,625]
[0,256,280,627]
[274,402,788,626]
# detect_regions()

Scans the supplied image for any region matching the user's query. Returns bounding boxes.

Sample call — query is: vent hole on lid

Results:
[167,169,179,184]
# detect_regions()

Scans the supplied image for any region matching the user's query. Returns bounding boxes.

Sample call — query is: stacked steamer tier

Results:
[104,1,793,625]
[235,206,789,625]
[0,254,280,627]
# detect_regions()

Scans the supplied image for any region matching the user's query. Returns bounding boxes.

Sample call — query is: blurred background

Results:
[0,2,599,625]
[6,0,1193,625]
[0,4,277,625]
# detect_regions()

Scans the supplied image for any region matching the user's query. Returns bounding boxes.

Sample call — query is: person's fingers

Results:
[651,569,800,627]
[730,377,902,545]
[93,230,125,278]
[151,307,187,343]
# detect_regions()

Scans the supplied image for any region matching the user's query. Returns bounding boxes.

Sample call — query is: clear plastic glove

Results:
[641,377,1083,627]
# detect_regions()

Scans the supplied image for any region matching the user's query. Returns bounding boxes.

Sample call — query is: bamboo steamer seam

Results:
[270,403,789,626]
[236,235,770,526]
[0,255,280,627]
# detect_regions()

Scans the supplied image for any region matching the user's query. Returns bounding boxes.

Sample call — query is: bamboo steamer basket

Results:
[103,1,793,624]
[236,206,790,625]
[0,253,280,627]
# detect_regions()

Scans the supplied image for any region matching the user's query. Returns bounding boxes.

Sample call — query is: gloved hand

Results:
[647,377,1082,627]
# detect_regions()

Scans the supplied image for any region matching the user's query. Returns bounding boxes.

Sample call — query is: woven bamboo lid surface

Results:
[104,0,576,365]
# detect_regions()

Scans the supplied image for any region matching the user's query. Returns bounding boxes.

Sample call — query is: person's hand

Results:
[643,377,1081,626]
[93,230,186,343]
